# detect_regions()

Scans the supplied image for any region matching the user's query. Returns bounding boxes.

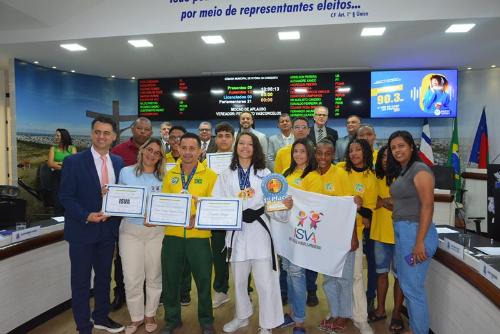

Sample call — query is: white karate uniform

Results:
[212,166,289,329]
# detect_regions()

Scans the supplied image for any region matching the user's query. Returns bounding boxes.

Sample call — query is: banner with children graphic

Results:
[271,187,356,277]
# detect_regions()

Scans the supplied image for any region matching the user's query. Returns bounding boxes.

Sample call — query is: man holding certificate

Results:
[212,132,292,334]
[160,133,217,334]
[59,117,124,334]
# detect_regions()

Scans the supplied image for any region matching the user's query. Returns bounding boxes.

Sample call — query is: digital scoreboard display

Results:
[138,71,371,120]
[210,75,286,118]
[138,77,210,121]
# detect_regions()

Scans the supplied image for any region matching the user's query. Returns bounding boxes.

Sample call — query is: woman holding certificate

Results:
[213,132,292,334]
[279,138,323,334]
[117,137,164,334]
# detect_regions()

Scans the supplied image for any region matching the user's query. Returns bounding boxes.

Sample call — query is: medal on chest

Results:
[237,164,253,200]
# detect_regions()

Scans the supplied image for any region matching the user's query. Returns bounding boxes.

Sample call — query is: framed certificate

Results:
[206,152,232,175]
[102,185,147,217]
[147,193,191,227]
[195,197,242,230]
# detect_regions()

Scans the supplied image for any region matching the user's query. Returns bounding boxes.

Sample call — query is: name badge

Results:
[444,237,464,260]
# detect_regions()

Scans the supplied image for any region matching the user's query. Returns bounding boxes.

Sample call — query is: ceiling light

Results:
[128,39,154,48]
[173,91,187,98]
[60,43,87,51]
[210,89,224,95]
[294,88,308,94]
[467,67,472,70]
[51,66,57,69]
[337,87,351,93]
[131,76,136,80]
[445,23,475,33]
[352,100,362,105]
[492,65,497,68]
[278,31,300,40]
[33,61,39,64]
[71,70,76,73]
[201,35,225,44]
[111,75,115,78]
[361,27,386,36]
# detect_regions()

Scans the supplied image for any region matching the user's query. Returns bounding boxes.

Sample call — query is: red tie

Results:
[100,155,109,186]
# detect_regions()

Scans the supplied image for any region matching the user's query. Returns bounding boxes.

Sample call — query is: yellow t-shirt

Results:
[344,168,378,239]
[370,176,395,244]
[285,168,323,194]
[319,164,350,197]
[165,151,180,163]
[161,161,218,238]
[274,145,292,174]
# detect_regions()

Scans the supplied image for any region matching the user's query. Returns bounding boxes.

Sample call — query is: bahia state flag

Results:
[469,107,489,168]
[419,118,434,167]
[447,117,461,202]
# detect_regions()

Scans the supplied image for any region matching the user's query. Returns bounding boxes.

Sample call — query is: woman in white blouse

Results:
[213,132,292,334]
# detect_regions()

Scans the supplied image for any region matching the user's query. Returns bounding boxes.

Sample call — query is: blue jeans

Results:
[394,221,438,334]
[279,260,317,296]
[374,240,397,275]
[281,258,306,323]
[322,251,355,318]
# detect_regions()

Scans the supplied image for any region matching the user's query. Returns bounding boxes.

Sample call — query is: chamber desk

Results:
[0,220,70,333]
[427,227,500,334]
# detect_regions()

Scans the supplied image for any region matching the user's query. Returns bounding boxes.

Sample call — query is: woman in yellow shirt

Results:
[370,145,404,332]
[343,138,377,334]
[278,138,322,334]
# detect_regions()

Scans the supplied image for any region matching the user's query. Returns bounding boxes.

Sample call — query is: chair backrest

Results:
[431,165,455,190]
[0,185,20,199]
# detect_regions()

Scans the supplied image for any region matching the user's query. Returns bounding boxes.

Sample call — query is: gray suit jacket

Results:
[267,133,294,170]
[335,135,354,162]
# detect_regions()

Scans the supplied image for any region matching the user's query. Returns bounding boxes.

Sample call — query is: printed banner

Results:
[271,187,356,277]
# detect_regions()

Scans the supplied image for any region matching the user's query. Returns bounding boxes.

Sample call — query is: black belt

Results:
[227,206,277,271]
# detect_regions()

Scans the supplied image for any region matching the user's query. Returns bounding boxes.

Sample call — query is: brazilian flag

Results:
[447,118,461,202]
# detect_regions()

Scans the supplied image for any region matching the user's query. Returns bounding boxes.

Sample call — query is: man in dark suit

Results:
[59,116,124,334]
[198,121,217,161]
[307,106,338,146]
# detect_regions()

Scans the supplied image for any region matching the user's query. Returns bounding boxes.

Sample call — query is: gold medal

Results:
[238,190,247,199]
[245,187,255,199]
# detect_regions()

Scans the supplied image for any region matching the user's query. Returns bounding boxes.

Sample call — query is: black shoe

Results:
[306,290,319,307]
[180,294,191,306]
[93,317,125,333]
[201,325,215,334]
[110,293,125,311]
[367,298,375,314]
[160,322,182,334]
[281,294,288,306]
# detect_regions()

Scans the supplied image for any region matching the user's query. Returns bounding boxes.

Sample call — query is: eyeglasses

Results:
[144,146,162,158]
[293,125,308,130]
[315,113,328,117]
[199,128,211,132]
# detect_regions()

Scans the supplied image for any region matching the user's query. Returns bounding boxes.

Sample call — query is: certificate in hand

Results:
[102,185,147,217]
[195,197,242,230]
[206,152,232,175]
[147,193,191,227]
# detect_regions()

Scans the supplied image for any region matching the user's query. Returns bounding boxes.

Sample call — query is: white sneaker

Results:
[354,321,374,334]
[212,291,230,308]
[257,328,272,334]
[223,318,249,333]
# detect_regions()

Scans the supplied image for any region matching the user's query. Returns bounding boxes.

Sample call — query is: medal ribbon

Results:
[237,163,252,190]
[181,164,197,191]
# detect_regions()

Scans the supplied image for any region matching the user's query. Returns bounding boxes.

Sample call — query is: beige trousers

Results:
[119,222,164,321]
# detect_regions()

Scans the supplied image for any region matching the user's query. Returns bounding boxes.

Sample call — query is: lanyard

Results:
[181,165,197,191]
[237,163,252,190]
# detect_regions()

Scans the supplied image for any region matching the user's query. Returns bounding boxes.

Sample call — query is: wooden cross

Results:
[86,100,137,144]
